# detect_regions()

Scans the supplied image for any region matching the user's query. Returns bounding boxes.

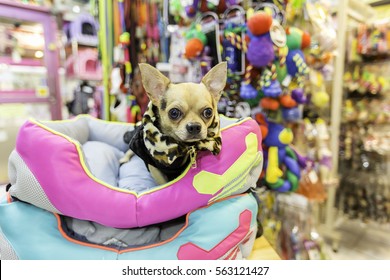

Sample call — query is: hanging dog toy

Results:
[185,0,200,18]
[184,24,208,60]
[271,26,311,122]
[240,64,258,100]
[245,9,287,115]
[246,11,275,69]
[262,121,304,192]
[285,26,311,89]
[260,63,283,99]
[222,4,247,75]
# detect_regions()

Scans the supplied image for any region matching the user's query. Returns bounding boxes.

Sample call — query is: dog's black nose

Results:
[186,123,201,135]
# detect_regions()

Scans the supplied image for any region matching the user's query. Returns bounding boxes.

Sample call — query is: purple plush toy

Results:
[240,82,258,99]
[262,79,282,98]
[247,33,275,68]
[291,88,307,104]
[282,106,301,122]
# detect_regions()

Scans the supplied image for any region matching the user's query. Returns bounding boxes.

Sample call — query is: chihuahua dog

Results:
[121,62,227,185]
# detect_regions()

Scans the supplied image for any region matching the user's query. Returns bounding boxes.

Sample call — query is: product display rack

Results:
[335,16,390,225]
[322,0,389,250]
[0,0,62,183]
[0,0,62,120]
[0,56,48,104]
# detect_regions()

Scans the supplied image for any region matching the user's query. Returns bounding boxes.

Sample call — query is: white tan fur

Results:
[122,62,227,185]
[139,62,227,142]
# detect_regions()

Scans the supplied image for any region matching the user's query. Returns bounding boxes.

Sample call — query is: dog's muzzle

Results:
[186,122,202,136]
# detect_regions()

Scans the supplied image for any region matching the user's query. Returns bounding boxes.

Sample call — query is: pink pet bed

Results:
[8,115,263,228]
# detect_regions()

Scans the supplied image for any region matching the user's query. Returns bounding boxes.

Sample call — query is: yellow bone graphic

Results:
[193,133,261,195]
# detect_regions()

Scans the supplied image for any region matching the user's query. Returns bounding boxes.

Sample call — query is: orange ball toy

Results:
[279,95,298,108]
[247,12,273,36]
[184,38,204,59]
[260,97,280,111]
[301,31,311,49]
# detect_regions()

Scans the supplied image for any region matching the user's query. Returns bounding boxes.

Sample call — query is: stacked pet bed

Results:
[0,115,263,260]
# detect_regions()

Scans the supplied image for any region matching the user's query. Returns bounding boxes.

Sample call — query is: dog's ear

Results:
[138,63,171,105]
[201,62,227,102]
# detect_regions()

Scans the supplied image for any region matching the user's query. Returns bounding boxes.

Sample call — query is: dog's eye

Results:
[168,108,182,120]
[202,108,213,119]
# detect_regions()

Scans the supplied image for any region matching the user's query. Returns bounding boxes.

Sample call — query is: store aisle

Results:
[327,220,390,260]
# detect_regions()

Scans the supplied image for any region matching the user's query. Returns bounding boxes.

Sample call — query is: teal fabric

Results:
[118,193,258,260]
[0,194,258,260]
[0,200,115,260]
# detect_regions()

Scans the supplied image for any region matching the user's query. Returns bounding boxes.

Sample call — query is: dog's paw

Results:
[119,150,134,165]
[148,165,169,185]
[119,157,129,165]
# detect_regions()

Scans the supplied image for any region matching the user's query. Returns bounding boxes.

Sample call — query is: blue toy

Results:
[262,121,304,192]
[285,27,311,89]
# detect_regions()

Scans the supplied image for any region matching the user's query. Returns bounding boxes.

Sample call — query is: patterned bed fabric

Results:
[7,115,263,228]
[0,193,259,260]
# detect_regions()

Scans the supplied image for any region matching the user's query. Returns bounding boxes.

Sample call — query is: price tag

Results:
[270,21,286,48]
[36,86,49,98]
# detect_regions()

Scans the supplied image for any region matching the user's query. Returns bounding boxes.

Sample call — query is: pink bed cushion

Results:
[9,115,263,228]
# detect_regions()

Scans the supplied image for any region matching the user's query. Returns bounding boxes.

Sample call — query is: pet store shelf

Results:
[0,90,50,104]
[7,65,47,74]
[0,0,51,13]
[0,1,62,120]
[0,56,43,67]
